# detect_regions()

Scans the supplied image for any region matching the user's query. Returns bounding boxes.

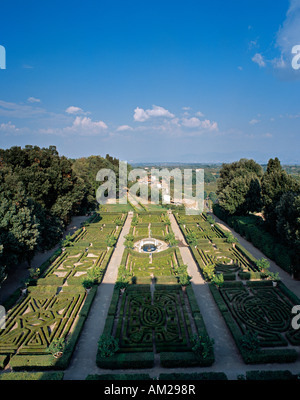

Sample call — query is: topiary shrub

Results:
[191,334,215,361]
[97,334,119,358]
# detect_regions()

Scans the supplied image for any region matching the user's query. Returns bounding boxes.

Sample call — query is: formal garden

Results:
[0,207,300,379]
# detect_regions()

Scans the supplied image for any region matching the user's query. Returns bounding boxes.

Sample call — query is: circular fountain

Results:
[142,241,157,253]
[134,238,168,254]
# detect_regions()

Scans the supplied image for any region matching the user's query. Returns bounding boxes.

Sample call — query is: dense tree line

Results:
[0,146,122,284]
[215,157,300,274]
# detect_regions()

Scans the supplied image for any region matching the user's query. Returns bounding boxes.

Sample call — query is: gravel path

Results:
[63,213,133,380]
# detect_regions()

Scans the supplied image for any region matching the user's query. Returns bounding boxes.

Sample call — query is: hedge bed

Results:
[121,248,183,284]
[209,281,300,364]
[0,285,98,371]
[86,373,152,380]
[98,283,214,369]
[245,370,298,380]
[159,372,228,380]
[0,371,64,380]
[160,351,213,368]
[96,351,154,369]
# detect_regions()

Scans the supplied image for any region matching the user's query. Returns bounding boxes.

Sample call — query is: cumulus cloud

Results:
[65,106,90,115]
[40,116,108,136]
[116,125,133,131]
[181,117,218,131]
[134,105,175,122]
[65,116,107,134]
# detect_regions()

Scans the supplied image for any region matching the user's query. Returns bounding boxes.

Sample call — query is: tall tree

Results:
[261,158,300,228]
[217,159,263,215]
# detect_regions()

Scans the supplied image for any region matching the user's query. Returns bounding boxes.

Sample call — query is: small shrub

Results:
[212,273,224,288]
[256,258,270,272]
[202,264,215,281]
[240,331,260,353]
[191,334,214,361]
[81,278,94,290]
[97,334,119,358]
[178,273,191,286]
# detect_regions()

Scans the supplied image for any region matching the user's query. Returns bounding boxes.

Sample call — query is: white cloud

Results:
[195,111,205,117]
[134,105,175,122]
[66,116,108,134]
[252,53,266,67]
[134,107,150,122]
[65,106,89,115]
[40,116,108,136]
[181,117,218,131]
[117,125,133,131]
[181,117,202,128]
[0,121,20,133]
[27,97,41,103]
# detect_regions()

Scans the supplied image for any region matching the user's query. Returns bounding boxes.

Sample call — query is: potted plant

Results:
[48,337,66,359]
[29,267,40,280]
[212,273,224,289]
[20,278,30,295]
[178,273,192,289]
[81,278,94,293]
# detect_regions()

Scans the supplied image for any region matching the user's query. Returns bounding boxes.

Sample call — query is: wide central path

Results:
[64,212,133,380]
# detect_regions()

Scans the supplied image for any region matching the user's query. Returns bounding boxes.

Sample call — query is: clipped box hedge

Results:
[159,372,228,380]
[96,351,154,369]
[160,351,214,368]
[0,371,64,380]
[86,373,152,380]
[246,370,296,380]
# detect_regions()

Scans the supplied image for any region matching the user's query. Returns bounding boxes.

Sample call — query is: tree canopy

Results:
[217,159,263,215]
[0,146,125,283]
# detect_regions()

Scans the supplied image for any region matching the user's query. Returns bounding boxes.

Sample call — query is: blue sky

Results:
[0,0,299,163]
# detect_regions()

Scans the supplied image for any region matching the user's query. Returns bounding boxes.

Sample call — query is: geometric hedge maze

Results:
[219,283,300,348]
[114,285,195,354]
[0,287,85,356]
